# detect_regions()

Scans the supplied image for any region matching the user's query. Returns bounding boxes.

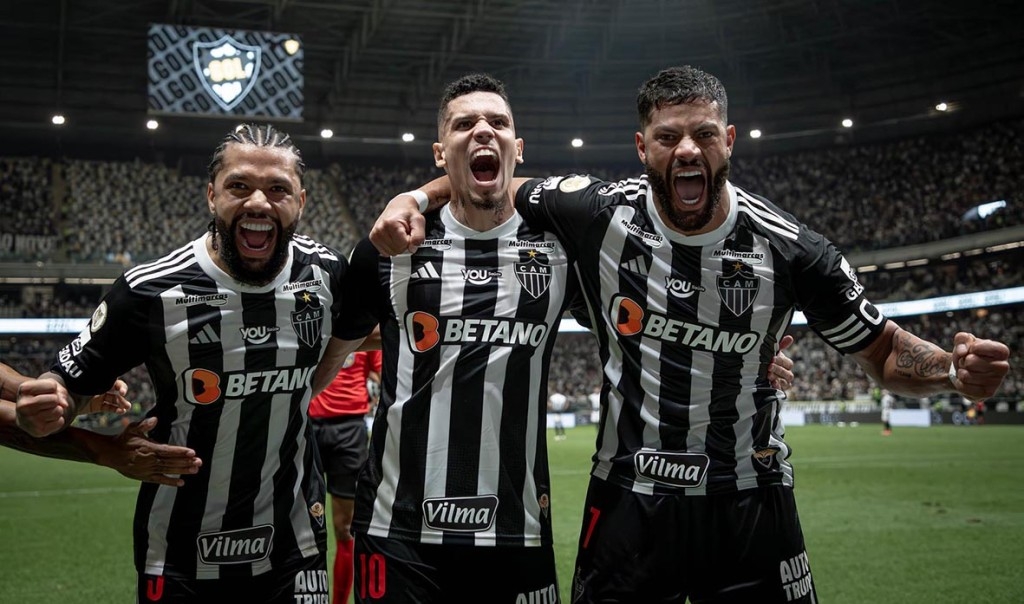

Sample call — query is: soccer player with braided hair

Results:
[16,123,373,602]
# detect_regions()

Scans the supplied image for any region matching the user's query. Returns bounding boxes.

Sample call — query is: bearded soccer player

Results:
[370,66,1010,603]
[338,74,794,603]
[16,124,370,603]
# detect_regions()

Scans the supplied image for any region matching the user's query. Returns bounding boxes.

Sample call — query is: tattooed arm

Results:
[851,321,1009,402]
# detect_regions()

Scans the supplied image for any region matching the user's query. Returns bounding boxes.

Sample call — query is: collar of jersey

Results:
[440,203,522,240]
[193,234,295,293]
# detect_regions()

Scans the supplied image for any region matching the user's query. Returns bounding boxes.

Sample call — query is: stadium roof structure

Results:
[1,0,1022,166]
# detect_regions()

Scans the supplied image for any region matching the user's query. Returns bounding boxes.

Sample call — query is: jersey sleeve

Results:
[515,174,613,259]
[793,227,888,355]
[334,237,387,341]
[50,277,151,395]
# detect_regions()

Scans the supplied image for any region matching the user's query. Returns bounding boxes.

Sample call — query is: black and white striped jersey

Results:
[516,175,888,495]
[340,206,572,547]
[51,234,350,579]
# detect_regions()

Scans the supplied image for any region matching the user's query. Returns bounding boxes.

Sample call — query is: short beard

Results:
[212,216,295,286]
[468,196,501,212]
[646,160,730,233]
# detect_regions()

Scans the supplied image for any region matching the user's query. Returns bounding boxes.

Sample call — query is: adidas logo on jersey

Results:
[189,324,220,344]
[620,257,649,276]
[411,262,441,280]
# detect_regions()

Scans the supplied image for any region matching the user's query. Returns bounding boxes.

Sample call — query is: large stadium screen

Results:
[148,24,303,120]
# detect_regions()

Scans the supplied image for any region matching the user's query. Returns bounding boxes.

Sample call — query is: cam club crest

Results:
[717,262,760,317]
[291,298,324,348]
[515,254,552,299]
[193,34,262,111]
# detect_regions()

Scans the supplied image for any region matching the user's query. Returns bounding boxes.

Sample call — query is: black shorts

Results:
[137,553,328,603]
[310,415,369,499]
[571,478,817,603]
[353,533,560,603]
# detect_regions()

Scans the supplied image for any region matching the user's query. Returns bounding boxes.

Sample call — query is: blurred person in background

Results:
[549,391,569,441]
[880,389,895,435]
[309,347,381,604]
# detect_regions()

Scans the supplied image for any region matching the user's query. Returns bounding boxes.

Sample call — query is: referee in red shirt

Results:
[310,349,382,604]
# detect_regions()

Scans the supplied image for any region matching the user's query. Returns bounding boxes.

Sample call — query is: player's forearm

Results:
[38,371,92,419]
[0,400,96,463]
[418,176,453,212]
[0,362,28,401]
[859,325,953,397]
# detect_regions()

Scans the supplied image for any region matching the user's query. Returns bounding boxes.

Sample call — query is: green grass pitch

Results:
[2,424,1022,603]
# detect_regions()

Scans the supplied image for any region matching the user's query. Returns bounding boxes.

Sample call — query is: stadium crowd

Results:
[1,119,1021,264]
[1,118,1022,415]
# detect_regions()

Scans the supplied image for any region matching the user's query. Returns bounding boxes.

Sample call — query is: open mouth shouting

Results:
[214,212,294,286]
[673,167,707,210]
[237,217,277,260]
[470,148,500,185]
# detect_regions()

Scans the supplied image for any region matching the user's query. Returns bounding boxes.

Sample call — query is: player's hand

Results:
[949,332,1009,402]
[15,378,71,437]
[369,193,426,256]
[99,417,202,487]
[79,379,132,416]
[768,335,795,391]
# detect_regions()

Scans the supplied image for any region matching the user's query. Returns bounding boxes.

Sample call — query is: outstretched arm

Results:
[851,321,1009,401]
[369,176,452,256]
[2,401,201,486]
[370,175,533,256]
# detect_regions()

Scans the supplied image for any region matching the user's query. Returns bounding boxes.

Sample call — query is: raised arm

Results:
[851,321,1009,401]
[369,175,533,256]
[369,176,452,256]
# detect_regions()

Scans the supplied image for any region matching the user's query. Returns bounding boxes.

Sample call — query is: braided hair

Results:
[207,122,306,183]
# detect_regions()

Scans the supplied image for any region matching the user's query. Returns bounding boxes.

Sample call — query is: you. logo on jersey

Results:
[666,276,705,299]
[610,295,760,354]
[462,267,501,285]
[718,262,760,317]
[405,311,549,353]
[239,324,280,345]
